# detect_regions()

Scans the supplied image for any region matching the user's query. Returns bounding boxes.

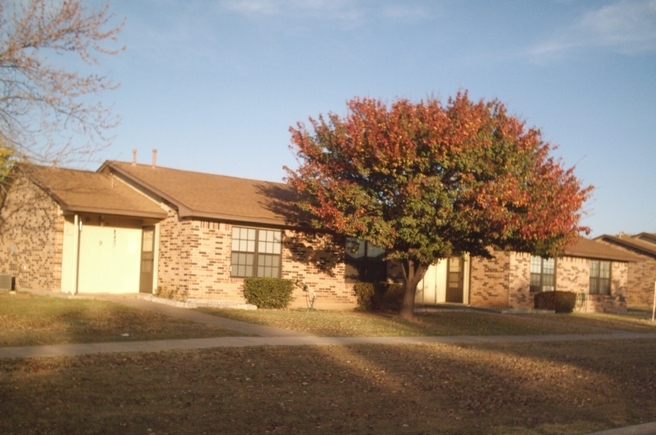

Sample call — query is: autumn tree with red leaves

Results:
[286,92,592,319]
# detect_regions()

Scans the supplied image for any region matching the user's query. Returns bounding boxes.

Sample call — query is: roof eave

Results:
[178,208,290,227]
[563,252,637,262]
[61,206,167,220]
[596,236,656,259]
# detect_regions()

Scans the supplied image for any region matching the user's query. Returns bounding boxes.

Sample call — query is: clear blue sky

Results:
[85,0,655,237]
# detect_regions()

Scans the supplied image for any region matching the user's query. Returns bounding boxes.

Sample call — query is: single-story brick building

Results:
[595,233,656,308]
[0,160,359,308]
[0,158,641,312]
[416,238,640,313]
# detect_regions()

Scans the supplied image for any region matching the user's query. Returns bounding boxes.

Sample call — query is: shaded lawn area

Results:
[537,312,656,333]
[0,293,245,347]
[198,307,611,337]
[1,339,654,435]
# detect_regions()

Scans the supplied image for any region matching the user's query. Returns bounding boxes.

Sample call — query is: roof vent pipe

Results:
[132,148,137,166]
[151,148,157,169]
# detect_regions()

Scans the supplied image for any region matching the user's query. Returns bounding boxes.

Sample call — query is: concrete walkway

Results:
[1,293,655,360]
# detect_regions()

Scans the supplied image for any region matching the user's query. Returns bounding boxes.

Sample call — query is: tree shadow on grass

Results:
[1,338,654,435]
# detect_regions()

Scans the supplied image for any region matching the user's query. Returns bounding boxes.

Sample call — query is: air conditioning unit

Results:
[0,274,14,291]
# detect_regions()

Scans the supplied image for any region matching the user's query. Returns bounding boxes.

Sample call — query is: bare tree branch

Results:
[0,0,124,166]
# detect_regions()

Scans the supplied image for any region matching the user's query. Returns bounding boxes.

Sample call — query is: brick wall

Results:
[156,206,193,298]
[582,261,628,313]
[626,256,656,307]
[282,230,355,308]
[469,250,511,307]
[0,175,64,291]
[466,250,628,312]
[597,240,655,307]
[556,256,589,294]
[508,252,531,308]
[155,213,357,308]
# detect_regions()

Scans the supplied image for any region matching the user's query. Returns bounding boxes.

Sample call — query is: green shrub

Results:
[373,283,406,313]
[353,282,375,311]
[534,290,577,313]
[243,277,294,309]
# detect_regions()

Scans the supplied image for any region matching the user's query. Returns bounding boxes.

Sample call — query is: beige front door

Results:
[139,226,155,293]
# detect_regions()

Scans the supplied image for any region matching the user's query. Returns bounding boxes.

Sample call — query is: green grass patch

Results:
[198,308,601,336]
[0,292,244,347]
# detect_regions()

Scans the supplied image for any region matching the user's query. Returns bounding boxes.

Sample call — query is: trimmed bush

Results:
[374,283,406,313]
[352,282,406,313]
[353,282,375,311]
[243,277,294,309]
[534,290,577,313]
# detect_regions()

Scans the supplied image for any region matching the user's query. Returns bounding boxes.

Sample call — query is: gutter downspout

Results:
[73,214,82,295]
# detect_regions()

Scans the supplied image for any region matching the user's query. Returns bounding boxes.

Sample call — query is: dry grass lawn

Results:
[0,293,245,347]
[1,340,655,435]
[199,307,656,336]
[2,292,655,434]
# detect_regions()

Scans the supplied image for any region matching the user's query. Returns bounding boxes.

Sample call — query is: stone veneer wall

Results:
[0,175,64,291]
[155,213,356,308]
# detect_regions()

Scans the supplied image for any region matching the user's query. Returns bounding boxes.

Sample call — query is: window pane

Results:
[231,252,254,277]
[367,244,385,258]
[590,277,599,294]
[257,230,281,255]
[142,228,154,253]
[233,227,256,253]
[257,254,280,278]
[542,258,555,275]
[599,261,611,278]
[530,256,555,292]
[590,260,600,278]
[232,227,281,278]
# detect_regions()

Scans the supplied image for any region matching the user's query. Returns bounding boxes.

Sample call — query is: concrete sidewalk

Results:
[2,331,655,359]
[582,422,656,435]
[2,292,655,360]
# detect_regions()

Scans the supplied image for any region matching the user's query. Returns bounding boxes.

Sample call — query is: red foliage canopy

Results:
[286,92,592,263]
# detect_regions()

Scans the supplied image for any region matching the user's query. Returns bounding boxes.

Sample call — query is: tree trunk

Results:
[399,259,429,319]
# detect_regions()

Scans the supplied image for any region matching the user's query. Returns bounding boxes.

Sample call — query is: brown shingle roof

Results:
[21,164,167,219]
[100,161,295,226]
[563,237,642,262]
[596,234,656,259]
[635,233,656,245]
